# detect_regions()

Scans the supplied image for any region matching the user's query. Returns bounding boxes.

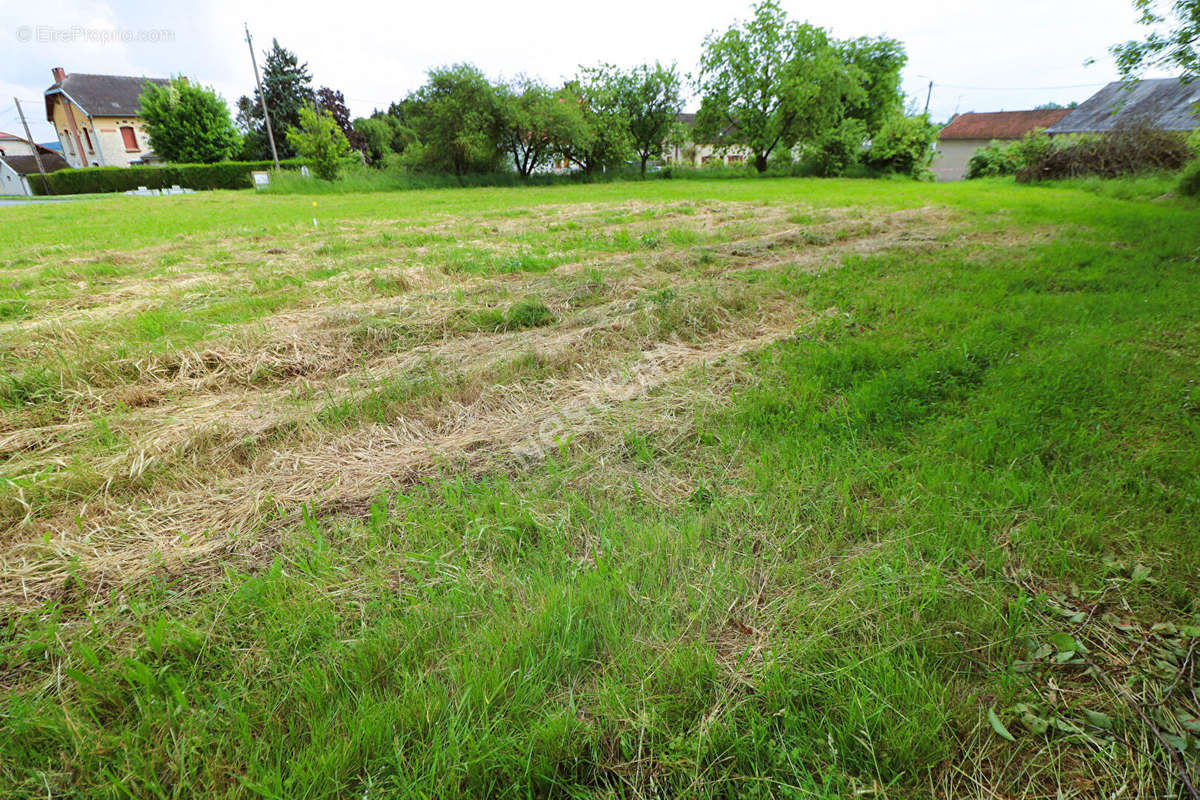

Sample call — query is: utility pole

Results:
[244,23,281,170]
[923,81,934,116]
[13,97,51,195]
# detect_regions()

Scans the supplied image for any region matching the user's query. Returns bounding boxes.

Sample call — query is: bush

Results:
[286,107,351,181]
[966,140,1021,179]
[30,160,306,195]
[811,118,867,177]
[864,114,937,179]
[1179,158,1200,198]
[1009,130,1056,171]
[966,130,1053,179]
[1018,121,1193,182]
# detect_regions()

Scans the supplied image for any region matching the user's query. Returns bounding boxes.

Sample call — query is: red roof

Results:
[938,109,1072,141]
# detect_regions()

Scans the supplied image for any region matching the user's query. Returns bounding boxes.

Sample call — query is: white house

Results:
[666,113,754,167]
[0,134,72,196]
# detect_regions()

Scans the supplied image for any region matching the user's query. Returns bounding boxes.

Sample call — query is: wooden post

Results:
[13,97,51,195]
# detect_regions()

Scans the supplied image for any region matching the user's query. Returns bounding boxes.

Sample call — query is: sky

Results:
[0,0,1180,144]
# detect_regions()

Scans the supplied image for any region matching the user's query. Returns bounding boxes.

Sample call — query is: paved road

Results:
[0,196,88,207]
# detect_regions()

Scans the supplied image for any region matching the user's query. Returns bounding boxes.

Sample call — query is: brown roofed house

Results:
[43,67,171,168]
[933,108,1071,181]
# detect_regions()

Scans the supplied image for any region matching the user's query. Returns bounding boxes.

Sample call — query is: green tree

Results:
[236,40,314,159]
[400,64,504,175]
[695,0,866,172]
[1111,0,1199,80]
[839,37,907,136]
[584,63,683,175]
[139,78,240,163]
[560,72,633,174]
[353,112,415,167]
[495,77,590,177]
[285,106,350,180]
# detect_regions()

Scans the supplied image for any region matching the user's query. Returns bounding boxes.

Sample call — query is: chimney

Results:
[52,67,66,83]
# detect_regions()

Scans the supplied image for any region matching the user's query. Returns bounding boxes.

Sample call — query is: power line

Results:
[930,81,1108,92]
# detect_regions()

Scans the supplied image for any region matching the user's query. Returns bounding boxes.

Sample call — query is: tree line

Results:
[141,1,941,180]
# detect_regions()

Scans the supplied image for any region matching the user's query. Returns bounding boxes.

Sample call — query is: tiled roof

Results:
[1,152,71,175]
[939,109,1072,141]
[45,72,170,117]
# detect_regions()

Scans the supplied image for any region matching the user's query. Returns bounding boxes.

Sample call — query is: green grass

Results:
[1,177,1198,798]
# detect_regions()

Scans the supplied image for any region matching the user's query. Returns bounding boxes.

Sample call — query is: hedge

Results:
[29,159,306,195]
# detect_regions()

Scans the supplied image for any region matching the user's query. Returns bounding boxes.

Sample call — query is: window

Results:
[727,155,744,164]
[63,130,74,155]
[120,126,139,151]
[82,128,93,152]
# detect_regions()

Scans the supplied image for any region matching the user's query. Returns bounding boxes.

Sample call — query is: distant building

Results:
[0,131,40,159]
[1046,78,1200,135]
[0,135,71,196]
[934,109,1072,181]
[666,113,754,168]
[43,67,171,168]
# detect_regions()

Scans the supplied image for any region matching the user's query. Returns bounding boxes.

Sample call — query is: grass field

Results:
[1,177,1198,798]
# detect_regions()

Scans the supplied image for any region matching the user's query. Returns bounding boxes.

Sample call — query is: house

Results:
[0,132,40,158]
[933,108,1072,181]
[666,113,754,167]
[1046,77,1200,135]
[43,67,170,168]
[0,141,70,196]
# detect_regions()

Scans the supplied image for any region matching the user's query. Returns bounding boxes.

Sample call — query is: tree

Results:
[236,39,313,159]
[139,78,240,163]
[560,72,632,174]
[353,111,415,167]
[839,37,907,136]
[495,77,590,177]
[285,106,350,180]
[583,63,683,175]
[1111,0,1199,81]
[400,64,504,175]
[694,0,866,172]
[315,87,367,154]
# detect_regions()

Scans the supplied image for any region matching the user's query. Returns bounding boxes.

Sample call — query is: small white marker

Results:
[312,200,318,229]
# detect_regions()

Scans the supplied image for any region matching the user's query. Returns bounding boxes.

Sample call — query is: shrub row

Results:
[30,159,306,195]
[1018,122,1194,182]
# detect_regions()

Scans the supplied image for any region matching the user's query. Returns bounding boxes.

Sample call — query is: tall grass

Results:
[260,160,882,195]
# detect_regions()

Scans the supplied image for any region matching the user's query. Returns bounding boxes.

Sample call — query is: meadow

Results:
[1,177,1198,798]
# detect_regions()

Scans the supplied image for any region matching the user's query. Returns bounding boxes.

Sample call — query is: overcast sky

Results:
[0,0,1178,144]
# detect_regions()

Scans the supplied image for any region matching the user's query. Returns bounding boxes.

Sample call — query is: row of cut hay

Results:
[0,306,811,609]
[0,268,792,542]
